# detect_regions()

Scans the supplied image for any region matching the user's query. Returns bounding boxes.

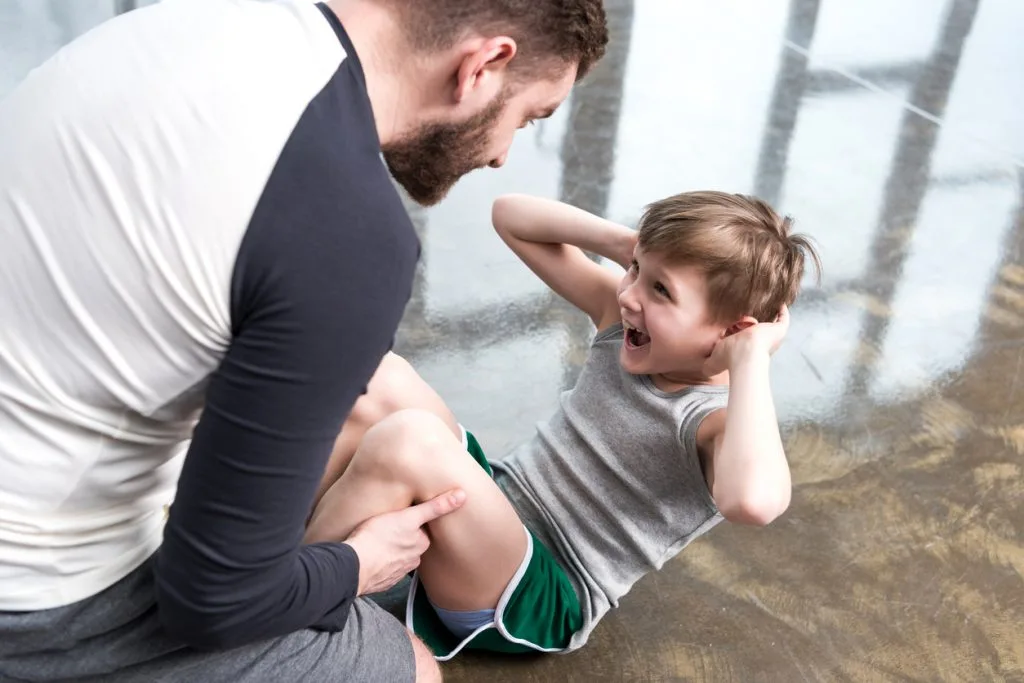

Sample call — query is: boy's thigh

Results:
[407,431,583,658]
[415,427,529,611]
[417,464,529,610]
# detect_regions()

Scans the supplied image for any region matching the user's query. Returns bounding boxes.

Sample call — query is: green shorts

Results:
[404,430,583,661]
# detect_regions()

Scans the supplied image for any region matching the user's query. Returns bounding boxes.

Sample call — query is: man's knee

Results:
[411,633,442,683]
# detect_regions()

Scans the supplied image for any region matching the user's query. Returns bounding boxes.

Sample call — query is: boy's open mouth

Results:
[623,321,651,349]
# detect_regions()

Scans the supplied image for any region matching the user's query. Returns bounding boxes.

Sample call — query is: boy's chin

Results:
[618,352,653,376]
[618,346,642,368]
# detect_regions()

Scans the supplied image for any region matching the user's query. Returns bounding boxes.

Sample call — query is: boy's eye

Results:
[654,282,670,298]
[629,260,639,272]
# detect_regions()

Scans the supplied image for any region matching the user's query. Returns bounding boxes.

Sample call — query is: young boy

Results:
[304,191,821,660]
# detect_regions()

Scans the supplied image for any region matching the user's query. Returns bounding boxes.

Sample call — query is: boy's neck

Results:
[650,369,729,393]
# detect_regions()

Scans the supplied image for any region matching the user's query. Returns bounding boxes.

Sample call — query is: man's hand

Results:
[703,305,790,377]
[343,489,466,595]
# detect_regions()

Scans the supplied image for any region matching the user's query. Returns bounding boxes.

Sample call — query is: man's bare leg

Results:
[313,353,460,507]
[306,409,527,611]
[412,633,443,682]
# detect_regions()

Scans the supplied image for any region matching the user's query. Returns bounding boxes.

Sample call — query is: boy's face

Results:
[616,248,727,381]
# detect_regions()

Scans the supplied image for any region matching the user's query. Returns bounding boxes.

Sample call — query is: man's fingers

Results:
[413,528,430,555]
[407,488,467,526]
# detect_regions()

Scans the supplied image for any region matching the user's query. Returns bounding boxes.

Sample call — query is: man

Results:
[0,0,607,681]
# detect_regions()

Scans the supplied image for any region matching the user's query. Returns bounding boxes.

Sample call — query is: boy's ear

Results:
[722,316,758,338]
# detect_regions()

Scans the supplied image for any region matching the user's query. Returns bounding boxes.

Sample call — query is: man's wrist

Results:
[341,539,367,595]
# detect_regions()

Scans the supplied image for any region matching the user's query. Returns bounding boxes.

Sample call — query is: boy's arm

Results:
[492,194,636,328]
[696,313,792,526]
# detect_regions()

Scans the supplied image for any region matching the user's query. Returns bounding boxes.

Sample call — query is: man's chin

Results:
[393,171,480,207]
[396,181,451,207]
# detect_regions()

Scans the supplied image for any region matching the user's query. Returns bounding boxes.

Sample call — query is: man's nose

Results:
[489,152,508,169]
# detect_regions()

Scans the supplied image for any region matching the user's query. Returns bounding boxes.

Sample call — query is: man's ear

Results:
[453,36,517,104]
[722,316,758,338]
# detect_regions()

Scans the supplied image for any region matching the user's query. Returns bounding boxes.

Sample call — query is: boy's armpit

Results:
[694,408,727,491]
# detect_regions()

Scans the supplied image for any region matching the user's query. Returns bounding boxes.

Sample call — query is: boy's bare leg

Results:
[314,352,460,507]
[306,409,528,611]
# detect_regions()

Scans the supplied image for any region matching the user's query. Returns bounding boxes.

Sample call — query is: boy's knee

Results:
[361,410,454,468]
[410,633,442,683]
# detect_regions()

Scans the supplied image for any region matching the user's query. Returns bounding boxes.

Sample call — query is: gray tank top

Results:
[493,323,728,651]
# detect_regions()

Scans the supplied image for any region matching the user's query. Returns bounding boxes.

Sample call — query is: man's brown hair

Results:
[380,0,608,81]
[637,191,822,324]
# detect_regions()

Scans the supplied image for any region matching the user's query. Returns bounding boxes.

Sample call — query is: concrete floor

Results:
[4,0,1023,681]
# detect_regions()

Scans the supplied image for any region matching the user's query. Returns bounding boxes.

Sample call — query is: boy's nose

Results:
[618,282,640,311]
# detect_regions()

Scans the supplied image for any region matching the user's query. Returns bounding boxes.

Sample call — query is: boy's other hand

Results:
[756,304,790,355]
[704,305,790,376]
[344,489,467,596]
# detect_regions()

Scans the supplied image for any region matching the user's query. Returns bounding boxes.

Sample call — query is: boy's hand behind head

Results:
[703,305,790,376]
[616,230,639,270]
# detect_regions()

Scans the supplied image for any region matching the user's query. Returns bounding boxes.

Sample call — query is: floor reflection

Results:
[842,0,980,402]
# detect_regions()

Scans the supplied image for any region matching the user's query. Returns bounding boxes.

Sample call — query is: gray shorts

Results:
[0,556,415,683]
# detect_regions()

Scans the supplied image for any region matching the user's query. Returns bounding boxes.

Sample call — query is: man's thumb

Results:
[411,489,466,526]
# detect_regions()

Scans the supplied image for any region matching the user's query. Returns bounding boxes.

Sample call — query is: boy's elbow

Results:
[491,196,511,233]
[491,194,525,233]
[719,488,790,526]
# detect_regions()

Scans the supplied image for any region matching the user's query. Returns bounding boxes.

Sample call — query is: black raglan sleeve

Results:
[152,60,420,649]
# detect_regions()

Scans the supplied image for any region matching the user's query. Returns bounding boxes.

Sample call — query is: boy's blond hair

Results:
[636,191,821,324]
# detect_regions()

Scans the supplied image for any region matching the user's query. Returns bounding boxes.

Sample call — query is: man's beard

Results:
[382,96,506,206]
